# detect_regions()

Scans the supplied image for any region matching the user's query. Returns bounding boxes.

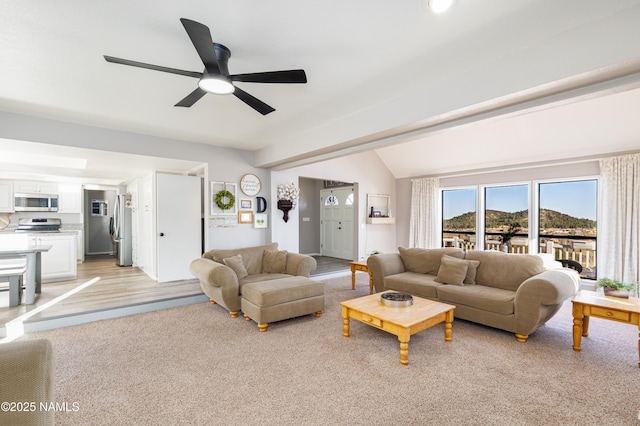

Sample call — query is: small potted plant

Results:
[595,278,638,299]
[499,222,521,252]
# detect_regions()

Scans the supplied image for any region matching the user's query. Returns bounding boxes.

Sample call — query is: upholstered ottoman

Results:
[241,276,325,331]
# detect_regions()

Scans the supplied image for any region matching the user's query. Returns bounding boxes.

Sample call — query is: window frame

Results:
[440,175,598,278]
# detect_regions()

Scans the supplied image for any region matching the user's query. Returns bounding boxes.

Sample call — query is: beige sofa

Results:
[367,248,580,342]
[189,243,318,318]
[0,339,55,426]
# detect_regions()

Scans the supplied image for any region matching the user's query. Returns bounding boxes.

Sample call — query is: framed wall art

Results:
[254,213,268,229]
[238,210,254,224]
[240,199,252,210]
[211,181,237,215]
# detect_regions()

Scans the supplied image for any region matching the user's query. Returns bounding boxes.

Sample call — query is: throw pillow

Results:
[463,258,481,285]
[262,250,288,273]
[223,254,248,280]
[434,255,469,286]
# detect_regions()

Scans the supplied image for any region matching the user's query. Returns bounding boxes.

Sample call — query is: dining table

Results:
[0,245,52,304]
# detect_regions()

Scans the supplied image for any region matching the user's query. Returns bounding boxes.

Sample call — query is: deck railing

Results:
[443,232,596,279]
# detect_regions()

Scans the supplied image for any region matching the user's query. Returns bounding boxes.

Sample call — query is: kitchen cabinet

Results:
[58,184,82,213]
[0,181,14,212]
[15,181,58,194]
[30,234,77,282]
[75,230,84,262]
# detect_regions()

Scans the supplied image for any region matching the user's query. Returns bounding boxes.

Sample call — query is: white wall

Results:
[270,151,397,259]
[0,111,271,251]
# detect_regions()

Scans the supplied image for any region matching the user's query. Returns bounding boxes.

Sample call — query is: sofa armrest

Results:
[285,253,317,277]
[513,268,580,335]
[0,339,55,425]
[516,269,580,306]
[189,258,239,292]
[367,253,406,292]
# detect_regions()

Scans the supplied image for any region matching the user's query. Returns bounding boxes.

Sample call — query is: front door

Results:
[320,187,354,260]
[156,173,201,282]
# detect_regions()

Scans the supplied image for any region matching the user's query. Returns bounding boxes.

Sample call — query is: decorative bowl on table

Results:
[380,292,413,307]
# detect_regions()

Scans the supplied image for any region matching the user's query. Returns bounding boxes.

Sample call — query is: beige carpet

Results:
[21,274,640,425]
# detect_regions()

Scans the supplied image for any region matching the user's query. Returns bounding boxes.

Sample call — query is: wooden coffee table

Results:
[341,291,455,366]
[572,290,640,367]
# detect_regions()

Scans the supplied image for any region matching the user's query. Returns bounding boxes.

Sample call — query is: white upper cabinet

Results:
[58,184,82,213]
[0,181,14,212]
[15,181,58,194]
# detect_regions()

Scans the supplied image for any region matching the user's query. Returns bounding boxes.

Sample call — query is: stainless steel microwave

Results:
[14,193,59,212]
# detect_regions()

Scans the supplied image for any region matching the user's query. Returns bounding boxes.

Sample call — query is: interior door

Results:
[320,187,354,259]
[156,173,201,282]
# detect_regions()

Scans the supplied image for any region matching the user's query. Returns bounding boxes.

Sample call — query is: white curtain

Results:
[409,177,440,248]
[599,153,640,294]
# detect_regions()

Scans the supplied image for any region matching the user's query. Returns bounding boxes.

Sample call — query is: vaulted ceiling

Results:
[1,0,639,182]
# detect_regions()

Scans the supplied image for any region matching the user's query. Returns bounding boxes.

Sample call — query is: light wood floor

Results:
[0,255,202,327]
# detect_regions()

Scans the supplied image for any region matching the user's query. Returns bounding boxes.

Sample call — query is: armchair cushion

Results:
[263,250,287,274]
[223,254,248,280]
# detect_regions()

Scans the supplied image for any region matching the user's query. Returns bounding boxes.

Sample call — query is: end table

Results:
[350,260,373,294]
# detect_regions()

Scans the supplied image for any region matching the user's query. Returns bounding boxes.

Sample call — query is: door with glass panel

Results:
[320,187,354,259]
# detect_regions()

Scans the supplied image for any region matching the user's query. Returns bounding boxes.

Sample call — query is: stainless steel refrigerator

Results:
[110,194,132,267]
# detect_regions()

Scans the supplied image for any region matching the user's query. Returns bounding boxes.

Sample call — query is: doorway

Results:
[84,188,117,256]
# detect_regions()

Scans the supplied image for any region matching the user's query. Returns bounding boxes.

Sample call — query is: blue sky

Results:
[443,180,597,220]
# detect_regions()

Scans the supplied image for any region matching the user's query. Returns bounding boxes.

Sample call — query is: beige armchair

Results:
[189,243,317,317]
[0,339,55,425]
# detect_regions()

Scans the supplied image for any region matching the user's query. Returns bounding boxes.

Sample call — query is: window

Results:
[484,184,528,253]
[325,194,338,206]
[538,180,597,279]
[442,188,476,250]
[440,178,597,279]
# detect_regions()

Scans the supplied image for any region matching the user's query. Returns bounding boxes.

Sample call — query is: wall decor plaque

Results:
[240,173,261,196]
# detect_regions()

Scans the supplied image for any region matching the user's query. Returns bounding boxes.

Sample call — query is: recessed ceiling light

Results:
[426,0,456,14]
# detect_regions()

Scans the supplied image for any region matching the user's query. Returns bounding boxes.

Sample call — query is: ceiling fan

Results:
[104,18,307,115]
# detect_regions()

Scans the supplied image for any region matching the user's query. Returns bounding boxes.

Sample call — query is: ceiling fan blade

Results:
[230,69,307,84]
[104,56,202,78]
[180,18,220,74]
[175,87,207,107]
[233,87,275,115]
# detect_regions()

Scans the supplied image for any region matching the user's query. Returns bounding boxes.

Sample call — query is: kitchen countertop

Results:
[0,230,80,235]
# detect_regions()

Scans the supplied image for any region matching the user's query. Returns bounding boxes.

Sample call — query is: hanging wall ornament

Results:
[256,196,267,213]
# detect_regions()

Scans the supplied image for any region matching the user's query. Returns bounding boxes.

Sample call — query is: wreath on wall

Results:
[215,190,235,211]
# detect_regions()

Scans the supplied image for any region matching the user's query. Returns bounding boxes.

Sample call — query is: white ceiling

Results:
[1,0,640,183]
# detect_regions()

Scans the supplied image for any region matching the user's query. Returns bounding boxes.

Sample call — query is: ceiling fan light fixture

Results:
[427,0,455,13]
[198,75,235,95]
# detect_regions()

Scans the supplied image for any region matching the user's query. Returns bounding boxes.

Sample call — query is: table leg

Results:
[398,331,410,366]
[572,302,583,352]
[342,307,350,337]
[582,316,590,337]
[368,272,373,294]
[637,327,639,368]
[351,266,356,290]
[444,310,454,342]
[24,252,36,305]
[35,252,42,294]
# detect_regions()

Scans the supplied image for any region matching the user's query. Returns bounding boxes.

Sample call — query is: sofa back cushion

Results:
[465,251,545,291]
[398,247,465,274]
[204,243,279,275]
[263,250,288,273]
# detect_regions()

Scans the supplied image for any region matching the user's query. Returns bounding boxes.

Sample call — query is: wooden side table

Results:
[572,290,640,367]
[350,261,373,294]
